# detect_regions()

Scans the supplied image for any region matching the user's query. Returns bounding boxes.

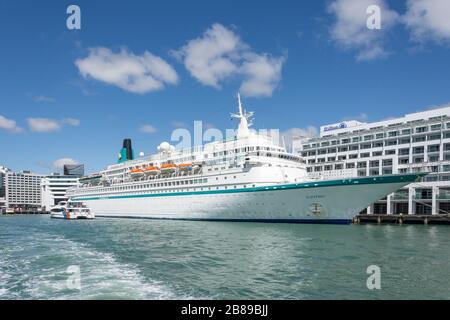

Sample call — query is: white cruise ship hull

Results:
[71,174,423,224]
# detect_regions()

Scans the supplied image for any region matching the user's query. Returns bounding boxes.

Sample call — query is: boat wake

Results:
[0,230,190,300]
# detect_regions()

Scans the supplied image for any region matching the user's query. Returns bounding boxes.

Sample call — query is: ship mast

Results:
[231,92,254,138]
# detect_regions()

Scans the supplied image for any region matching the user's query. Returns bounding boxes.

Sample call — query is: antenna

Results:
[237,92,243,117]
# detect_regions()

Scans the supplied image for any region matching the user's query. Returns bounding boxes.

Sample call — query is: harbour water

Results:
[1,215,449,300]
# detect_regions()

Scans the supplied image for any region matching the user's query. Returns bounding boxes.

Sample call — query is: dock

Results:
[354,214,450,225]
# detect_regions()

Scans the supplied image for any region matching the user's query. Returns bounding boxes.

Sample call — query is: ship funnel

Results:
[118,138,134,163]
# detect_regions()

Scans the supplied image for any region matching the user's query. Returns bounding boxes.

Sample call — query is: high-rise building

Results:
[5,171,44,211]
[41,173,80,211]
[294,105,450,215]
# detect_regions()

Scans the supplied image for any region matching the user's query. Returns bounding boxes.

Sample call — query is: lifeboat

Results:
[144,166,160,175]
[160,163,177,174]
[178,163,193,171]
[130,168,144,178]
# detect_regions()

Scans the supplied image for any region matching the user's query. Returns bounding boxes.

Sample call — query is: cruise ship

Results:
[67,94,425,224]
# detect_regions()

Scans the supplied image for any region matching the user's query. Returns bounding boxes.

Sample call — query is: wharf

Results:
[355,214,450,225]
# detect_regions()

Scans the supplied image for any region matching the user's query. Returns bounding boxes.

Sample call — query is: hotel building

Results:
[294,105,450,215]
[5,171,44,211]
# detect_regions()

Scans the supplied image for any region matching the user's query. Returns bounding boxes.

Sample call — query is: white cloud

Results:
[53,158,79,170]
[174,23,286,97]
[0,115,23,133]
[328,0,399,61]
[403,0,450,44]
[32,95,55,103]
[342,112,369,122]
[75,47,179,94]
[139,124,157,134]
[62,118,80,126]
[27,117,80,133]
[27,118,61,132]
[171,121,189,128]
[240,53,286,97]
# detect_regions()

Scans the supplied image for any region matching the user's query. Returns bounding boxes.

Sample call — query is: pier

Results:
[354,214,450,225]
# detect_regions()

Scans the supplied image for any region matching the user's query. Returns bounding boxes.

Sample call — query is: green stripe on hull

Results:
[71,173,425,202]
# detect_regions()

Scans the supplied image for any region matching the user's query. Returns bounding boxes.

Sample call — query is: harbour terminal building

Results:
[293,105,450,215]
[41,173,81,211]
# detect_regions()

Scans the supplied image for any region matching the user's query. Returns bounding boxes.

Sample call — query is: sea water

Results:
[0,215,449,299]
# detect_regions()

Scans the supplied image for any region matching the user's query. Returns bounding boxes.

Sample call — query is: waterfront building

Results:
[5,171,44,211]
[41,173,80,211]
[0,166,10,210]
[294,105,450,215]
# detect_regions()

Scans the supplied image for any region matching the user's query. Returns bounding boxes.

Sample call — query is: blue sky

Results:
[1,0,450,174]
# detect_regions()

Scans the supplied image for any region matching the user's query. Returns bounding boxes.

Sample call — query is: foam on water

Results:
[0,226,184,300]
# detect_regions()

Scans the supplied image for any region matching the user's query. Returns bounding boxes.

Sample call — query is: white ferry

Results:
[50,201,95,220]
[67,94,425,224]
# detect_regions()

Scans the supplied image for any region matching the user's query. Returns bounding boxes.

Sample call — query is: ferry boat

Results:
[50,201,95,220]
[67,94,425,224]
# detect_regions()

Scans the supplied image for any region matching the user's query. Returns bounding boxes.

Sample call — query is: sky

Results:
[1,0,450,174]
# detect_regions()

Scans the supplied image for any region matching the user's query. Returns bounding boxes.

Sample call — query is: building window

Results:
[401,129,411,135]
[369,160,379,168]
[388,131,398,137]
[431,124,442,131]
[428,144,440,153]
[416,126,428,133]
[399,138,411,144]
[346,163,355,169]
[413,147,424,154]
[360,153,370,158]
[357,162,367,168]
[386,140,397,146]
[413,136,426,142]
[372,141,383,148]
[385,149,396,155]
[428,134,441,141]
[399,148,410,155]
